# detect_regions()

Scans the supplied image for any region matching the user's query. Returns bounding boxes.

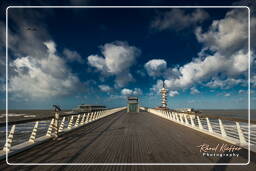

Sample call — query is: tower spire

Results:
[160,80,168,108]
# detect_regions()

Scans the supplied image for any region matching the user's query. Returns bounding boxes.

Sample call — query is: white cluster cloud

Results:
[9,41,81,98]
[169,90,179,97]
[121,88,142,96]
[190,87,200,95]
[224,93,231,97]
[87,41,140,87]
[98,85,112,92]
[151,9,253,93]
[144,59,167,77]
[162,50,249,90]
[0,9,83,99]
[206,78,246,89]
[195,9,251,56]
[151,9,209,31]
[63,48,84,63]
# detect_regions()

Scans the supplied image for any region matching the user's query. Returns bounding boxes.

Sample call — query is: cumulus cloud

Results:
[195,9,252,56]
[0,9,83,99]
[224,93,231,97]
[121,88,133,96]
[190,87,200,95]
[9,41,82,98]
[151,8,252,92]
[151,9,209,31]
[121,88,142,96]
[206,78,246,89]
[98,85,112,92]
[144,59,167,77]
[169,90,179,97]
[63,48,84,63]
[87,41,140,87]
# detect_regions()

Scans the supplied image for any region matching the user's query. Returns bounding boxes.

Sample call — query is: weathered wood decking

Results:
[1,110,255,171]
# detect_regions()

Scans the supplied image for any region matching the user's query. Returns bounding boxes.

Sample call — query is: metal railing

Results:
[141,107,256,153]
[0,107,126,159]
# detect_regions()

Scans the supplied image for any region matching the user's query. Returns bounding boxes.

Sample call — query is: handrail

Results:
[171,110,255,124]
[143,107,256,124]
[0,109,107,126]
[0,107,126,160]
[141,107,256,153]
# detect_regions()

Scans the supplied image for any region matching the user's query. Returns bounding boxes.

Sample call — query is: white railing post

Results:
[206,117,213,133]
[59,117,66,132]
[75,115,80,127]
[236,122,247,145]
[179,114,184,124]
[99,111,101,118]
[175,113,179,122]
[168,112,171,120]
[99,111,102,118]
[173,113,176,121]
[90,112,94,121]
[80,114,86,125]
[184,115,189,125]
[88,113,93,122]
[68,116,74,129]
[197,116,203,129]
[172,112,175,120]
[3,125,16,152]
[90,112,94,120]
[96,111,99,119]
[94,112,98,119]
[219,119,227,137]
[29,121,39,143]
[190,115,195,127]
[171,112,175,121]
[94,112,98,120]
[93,112,97,119]
[85,113,90,123]
[46,119,54,136]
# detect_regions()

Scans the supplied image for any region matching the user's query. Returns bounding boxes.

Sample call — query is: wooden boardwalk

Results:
[1,110,256,171]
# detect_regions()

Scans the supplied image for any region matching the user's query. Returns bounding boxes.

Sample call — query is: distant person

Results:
[52,105,61,140]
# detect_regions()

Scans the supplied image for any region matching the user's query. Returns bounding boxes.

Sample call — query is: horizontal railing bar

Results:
[0,110,106,126]
[159,109,256,124]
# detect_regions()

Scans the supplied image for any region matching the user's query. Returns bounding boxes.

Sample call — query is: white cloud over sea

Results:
[150,8,254,95]
[144,59,167,77]
[151,9,209,31]
[121,88,142,96]
[0,9,83,99]
[87,41,140,88]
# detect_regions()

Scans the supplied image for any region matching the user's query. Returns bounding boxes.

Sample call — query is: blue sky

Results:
[0,1,255,110]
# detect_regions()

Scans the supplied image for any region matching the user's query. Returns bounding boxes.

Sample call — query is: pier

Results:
[0,107,256,170]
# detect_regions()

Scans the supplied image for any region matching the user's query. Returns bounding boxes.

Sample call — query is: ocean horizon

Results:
[0,109,256,122]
